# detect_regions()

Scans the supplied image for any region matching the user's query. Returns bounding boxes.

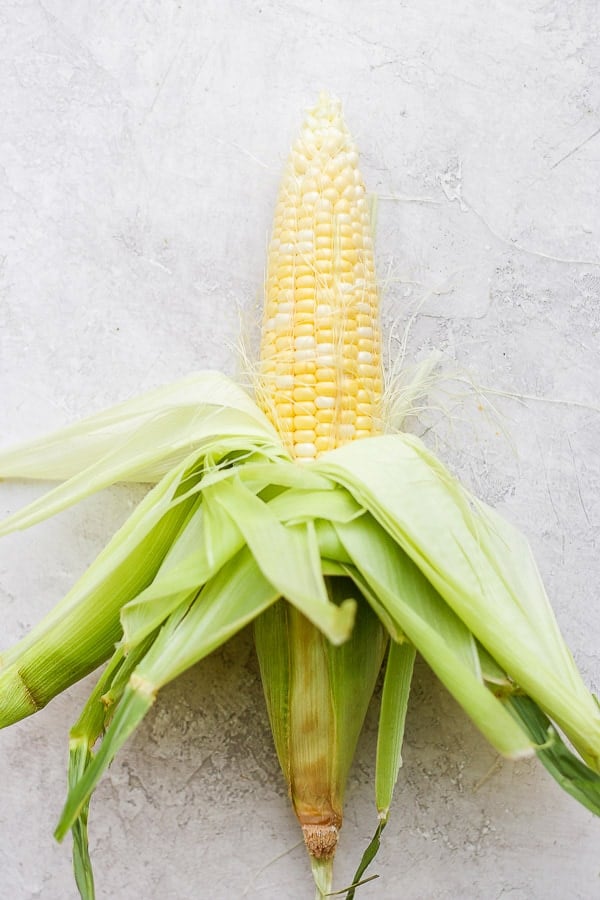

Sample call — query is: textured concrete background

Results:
[1,2,599,898]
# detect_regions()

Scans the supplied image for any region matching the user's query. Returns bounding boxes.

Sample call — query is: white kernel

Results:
[316,342,335,355]
[275,375,294,389]
[358,351,373,363]
[295,348,315,362]
[315,396,335,409]
[294,443,317,459]
[295,336,316,350]
[357,326,372,337]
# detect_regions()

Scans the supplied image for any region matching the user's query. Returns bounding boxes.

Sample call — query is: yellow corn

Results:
[259,92,383,459]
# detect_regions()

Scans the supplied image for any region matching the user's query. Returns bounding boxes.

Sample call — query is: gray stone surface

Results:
[1,1,599,898]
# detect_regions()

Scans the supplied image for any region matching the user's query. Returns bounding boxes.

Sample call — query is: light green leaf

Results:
[0,458,198,727]
[268,486,363,525]
[57,545,280,841]
[212,477,356,644]
[317,434,600,770]
[0,373,286,538]
[0,372,280,483]
[335,514,534,759]
[120,486,245,647]
[141,545,280,689]
[375,639,416,818]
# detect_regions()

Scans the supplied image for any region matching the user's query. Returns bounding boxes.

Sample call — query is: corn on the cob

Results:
[259,93,383,459]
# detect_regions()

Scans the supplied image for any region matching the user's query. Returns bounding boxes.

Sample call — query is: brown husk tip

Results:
[302,823,339,860]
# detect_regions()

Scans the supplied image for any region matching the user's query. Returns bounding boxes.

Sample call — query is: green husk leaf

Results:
[212,477,356,644]
[68,740,95,900]
[375,639,416,817]
[119,485,245,647]
[0,458,199,727]
[56,683,156,842]
[57,546,280,839]
[335,513,534,759]
[255,578,386,847]
[267,487,364,526]
[0,372,280,485]
[325,578,388,798]
[138,545,280,690]
[506,694,600,816]
[254,601,291,780]
[67,635,155,900]
[316,434,600,770]
[343,820,386,900]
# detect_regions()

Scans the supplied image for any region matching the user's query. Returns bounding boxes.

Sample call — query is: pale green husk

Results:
[1,373,599,900]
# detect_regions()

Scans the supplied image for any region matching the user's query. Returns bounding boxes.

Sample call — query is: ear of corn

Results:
[0,93,599,900]
[254,95,391,890]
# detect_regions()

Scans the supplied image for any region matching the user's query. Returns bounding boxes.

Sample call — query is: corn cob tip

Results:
[302,823,339,860]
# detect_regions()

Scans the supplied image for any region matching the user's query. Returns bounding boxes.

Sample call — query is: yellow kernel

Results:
[317,382,337,397]
[294,373,316,387]
[316,408,335,424]
[275,335,292,352]
[294,415,316,431]
[315,436,332,452]
[295,288,316,303]
[316,329,334,343]
[316,366,336,381]
[293,360,316,376]
[293,386,316,402]
[293,429,317,444]
[358,363,378,379]
[296,298,316,312]
[293,323,313,337]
